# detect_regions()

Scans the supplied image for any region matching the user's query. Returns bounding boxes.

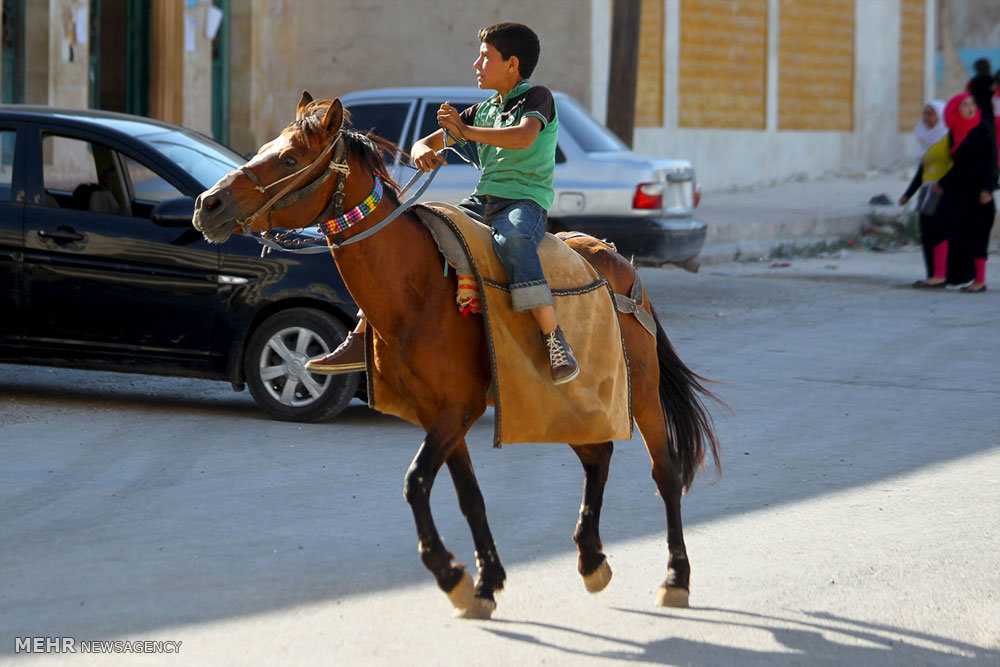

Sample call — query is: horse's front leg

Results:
[445,440,505,619]
[403,430,479,616]
[570,442,614,593]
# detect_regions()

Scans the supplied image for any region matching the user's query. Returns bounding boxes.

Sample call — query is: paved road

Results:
[2,248,998,666]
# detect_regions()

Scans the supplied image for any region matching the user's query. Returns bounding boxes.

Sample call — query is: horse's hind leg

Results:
[570,442,614,593]
[445,440,505,619]
[634,387,692,607]
[628,320,694,608]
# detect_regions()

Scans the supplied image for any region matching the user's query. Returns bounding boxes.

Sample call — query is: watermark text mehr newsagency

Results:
[15,637,182,654]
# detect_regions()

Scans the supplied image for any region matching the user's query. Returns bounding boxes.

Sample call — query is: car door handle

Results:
[38,228,84,243]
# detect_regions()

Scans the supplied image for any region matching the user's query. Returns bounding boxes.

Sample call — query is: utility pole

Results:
[606,0,641,147]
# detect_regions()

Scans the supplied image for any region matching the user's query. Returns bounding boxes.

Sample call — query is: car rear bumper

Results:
[551,215,707,264]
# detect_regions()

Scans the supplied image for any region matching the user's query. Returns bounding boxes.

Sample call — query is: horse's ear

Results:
[322,99,344,135]
[297,91,314,117]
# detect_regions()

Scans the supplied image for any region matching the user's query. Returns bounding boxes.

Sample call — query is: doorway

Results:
[89,0,149,116]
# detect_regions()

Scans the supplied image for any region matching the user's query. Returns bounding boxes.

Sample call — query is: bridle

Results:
[234,136,350,237]
[233,129,473,256]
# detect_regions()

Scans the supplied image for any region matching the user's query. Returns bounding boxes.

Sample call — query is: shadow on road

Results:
[482,607,997,665]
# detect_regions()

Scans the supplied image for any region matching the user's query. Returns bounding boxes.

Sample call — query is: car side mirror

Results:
[151,196,196,227]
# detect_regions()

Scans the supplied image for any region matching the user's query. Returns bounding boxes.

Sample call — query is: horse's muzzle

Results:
[193,176,241,243]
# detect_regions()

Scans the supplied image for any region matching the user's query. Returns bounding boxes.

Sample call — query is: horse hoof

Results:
[656,585,690,608]
[446,572,476,610]
[453,597,496,620]
[582,559,613,593]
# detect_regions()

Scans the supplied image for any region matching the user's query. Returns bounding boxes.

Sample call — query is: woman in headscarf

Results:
[899,100,954,283]
[922,92,998,292]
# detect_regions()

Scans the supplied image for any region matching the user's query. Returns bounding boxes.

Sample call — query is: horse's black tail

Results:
[650,303,722,492]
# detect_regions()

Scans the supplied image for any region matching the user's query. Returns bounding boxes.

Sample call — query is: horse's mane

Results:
[287,109,403,198]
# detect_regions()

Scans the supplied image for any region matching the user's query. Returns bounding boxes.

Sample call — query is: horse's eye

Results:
[282,155,298,167]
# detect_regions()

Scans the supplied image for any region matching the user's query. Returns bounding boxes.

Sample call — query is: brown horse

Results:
[193,92,720,619]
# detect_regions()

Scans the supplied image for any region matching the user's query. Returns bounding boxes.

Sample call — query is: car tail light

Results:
[694,186,701,208]
[632,182,663,210]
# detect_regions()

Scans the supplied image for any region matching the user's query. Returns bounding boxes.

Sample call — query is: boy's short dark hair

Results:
[478,22,540,79]
[973,58,991,76]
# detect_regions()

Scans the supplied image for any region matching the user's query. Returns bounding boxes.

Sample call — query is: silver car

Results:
[339,87,706,266]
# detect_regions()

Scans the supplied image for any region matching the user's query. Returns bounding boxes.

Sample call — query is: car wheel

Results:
[244,308,360,422]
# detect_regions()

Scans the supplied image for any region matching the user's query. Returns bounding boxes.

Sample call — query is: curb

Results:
[698,214,870,265]
[697,209,1000,265]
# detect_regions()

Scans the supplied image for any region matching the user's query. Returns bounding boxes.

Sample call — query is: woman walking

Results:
[923,93,998,292]
[899,100,952,282]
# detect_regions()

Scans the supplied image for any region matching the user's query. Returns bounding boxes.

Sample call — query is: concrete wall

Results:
[936,0,1000,99]
[226,0,592,155]
[618,0,932,192]
[7,0,997,190]
[182,1,214,136]
[48,1,89,110]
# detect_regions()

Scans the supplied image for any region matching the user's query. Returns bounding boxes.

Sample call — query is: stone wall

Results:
[226,0,592,154]
[619,0,934,191]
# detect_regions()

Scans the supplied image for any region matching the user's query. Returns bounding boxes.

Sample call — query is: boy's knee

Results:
[493,232,535,252]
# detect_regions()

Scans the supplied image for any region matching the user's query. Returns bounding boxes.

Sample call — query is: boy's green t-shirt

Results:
[457,79,558,211]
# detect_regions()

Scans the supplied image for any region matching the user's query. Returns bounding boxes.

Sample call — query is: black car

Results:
[0,106,360,422]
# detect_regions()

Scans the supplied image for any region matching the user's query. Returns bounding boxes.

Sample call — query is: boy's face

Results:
[473,42,518,91]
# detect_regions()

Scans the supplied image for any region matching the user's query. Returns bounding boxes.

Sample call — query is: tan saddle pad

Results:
[365,202,633,447]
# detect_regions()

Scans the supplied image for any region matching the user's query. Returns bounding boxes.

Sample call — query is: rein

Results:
[236,133,481,257]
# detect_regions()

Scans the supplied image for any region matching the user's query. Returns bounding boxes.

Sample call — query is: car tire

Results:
[244,307,360,422]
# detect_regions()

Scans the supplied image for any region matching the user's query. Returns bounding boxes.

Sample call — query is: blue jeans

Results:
[458,195,553,312]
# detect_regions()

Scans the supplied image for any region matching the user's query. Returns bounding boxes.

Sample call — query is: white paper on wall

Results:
[74,7,88,45]
[205,5,224,40]
[185,15,198,52]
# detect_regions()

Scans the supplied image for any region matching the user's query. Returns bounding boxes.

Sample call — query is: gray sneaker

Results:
[542,326,580,385]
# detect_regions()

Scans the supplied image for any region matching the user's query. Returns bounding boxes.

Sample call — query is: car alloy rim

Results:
[257,326,334,407]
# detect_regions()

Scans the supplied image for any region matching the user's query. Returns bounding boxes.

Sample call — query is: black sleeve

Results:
[971,124,998,193]
[903,163,923,200]
[458,103,480,127]
[986,127,999,192]
[520,86,557,126]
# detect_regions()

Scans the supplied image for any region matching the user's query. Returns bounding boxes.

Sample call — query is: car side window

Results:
[124,156,183,204]
[418,101,473,166]
[344,102,411,164]
[0,129,14,201]
[41,134,128,214]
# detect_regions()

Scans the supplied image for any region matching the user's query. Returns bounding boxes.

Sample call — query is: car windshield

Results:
[556,96,628,153]
[141,130,244,189]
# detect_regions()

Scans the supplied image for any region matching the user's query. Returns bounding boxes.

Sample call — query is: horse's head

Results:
[193,91,345,243]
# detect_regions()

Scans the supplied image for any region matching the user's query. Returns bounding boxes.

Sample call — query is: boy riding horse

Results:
[306,22,579,385]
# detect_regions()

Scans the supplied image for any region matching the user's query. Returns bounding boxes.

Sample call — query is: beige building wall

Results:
[14,0,998,189]
[898,0,926,132]
[226,0,592,154]
[636,0,665,127]
[677,0,767,130]
[777,0,855,131]
[183,1,214,136]
[624,0,929,190]
[49,1,89,109]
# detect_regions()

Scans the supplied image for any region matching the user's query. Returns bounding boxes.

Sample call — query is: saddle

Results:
[365,202,634,447]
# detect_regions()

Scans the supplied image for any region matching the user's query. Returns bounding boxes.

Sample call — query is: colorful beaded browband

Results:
[318,175,384,236]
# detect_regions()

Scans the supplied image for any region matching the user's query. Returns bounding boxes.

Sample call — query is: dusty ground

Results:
[2,247,998,665]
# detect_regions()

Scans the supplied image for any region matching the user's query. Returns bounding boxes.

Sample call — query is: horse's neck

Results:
[332,207,445,338]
